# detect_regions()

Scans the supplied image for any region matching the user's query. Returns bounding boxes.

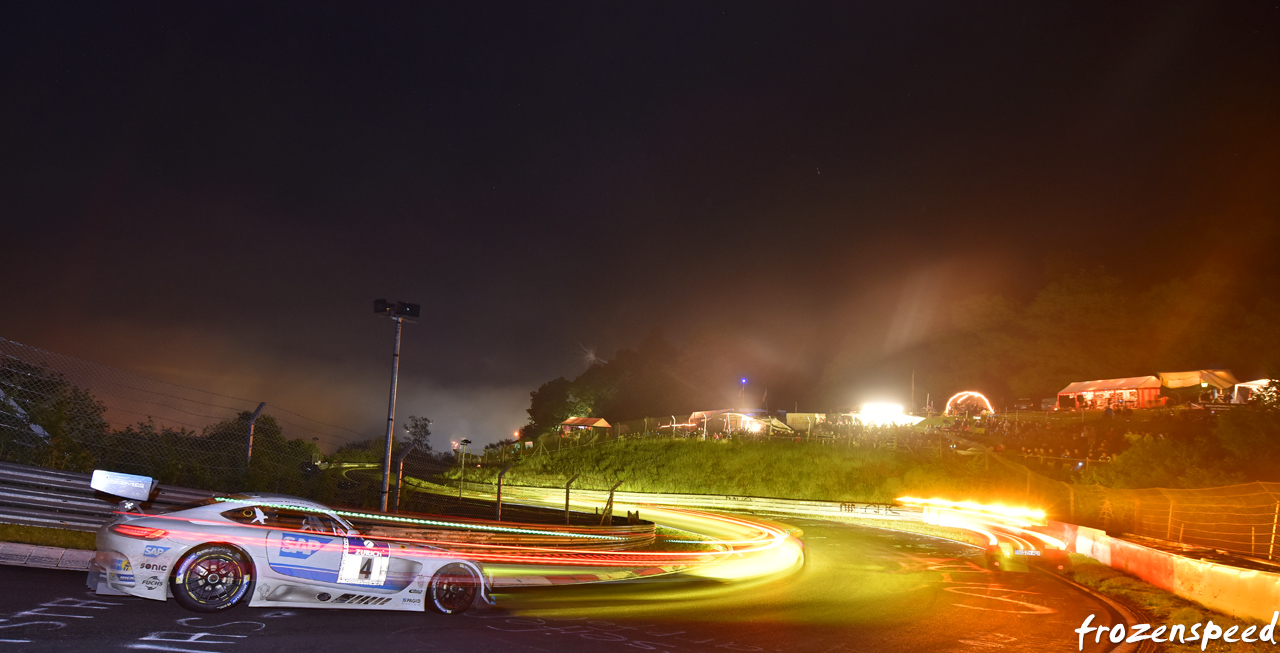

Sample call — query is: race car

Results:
[87,470,489,614]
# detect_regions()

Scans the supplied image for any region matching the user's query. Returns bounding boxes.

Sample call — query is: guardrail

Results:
[0,462,654,550]
[447,479,916,520]
[0,461,215,531]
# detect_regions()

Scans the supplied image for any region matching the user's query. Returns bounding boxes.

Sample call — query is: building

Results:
[1056,376,1164,410]
[559,417,611,435]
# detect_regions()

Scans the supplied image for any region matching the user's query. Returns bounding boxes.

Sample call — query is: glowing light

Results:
[847,402,923,427]
[944,391,995,415]
[861,402,903,415]
[897,496,1046,522]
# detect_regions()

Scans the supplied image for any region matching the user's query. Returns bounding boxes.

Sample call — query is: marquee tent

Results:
[1158,369,1239,390]
[1057,376,1163,410]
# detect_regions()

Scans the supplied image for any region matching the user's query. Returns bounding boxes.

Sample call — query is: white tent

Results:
[1233,379,1275,404]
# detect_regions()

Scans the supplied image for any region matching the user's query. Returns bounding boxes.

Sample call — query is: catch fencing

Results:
[972,442,1280,561]
[0,337,377,497]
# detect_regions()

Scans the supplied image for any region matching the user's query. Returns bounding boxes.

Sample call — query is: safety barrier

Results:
[1044,520,1280,623]
[0,462,654,549]
[448,479,917,520]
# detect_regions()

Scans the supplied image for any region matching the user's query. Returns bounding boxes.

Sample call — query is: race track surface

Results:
[0,519,1125,652]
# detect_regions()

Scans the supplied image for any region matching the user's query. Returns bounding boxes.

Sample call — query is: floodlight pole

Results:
[380,316,404,512]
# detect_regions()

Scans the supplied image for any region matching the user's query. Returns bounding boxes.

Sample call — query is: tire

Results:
[428,563,480,614]
[170,545,253,613]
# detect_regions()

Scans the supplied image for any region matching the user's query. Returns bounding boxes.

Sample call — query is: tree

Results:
[404,415,433,452]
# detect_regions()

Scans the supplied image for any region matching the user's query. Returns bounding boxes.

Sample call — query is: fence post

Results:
[1166,501,1174,540]
[565,474,580,525]
[1270,502,1279,560]
[600,480,623,526]
[495,463,514,521]
[245,402,267,469]
[393,443,416,513]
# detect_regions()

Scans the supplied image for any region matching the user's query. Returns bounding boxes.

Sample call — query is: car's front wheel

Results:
[428,563,480,614]
[170,545,253,613]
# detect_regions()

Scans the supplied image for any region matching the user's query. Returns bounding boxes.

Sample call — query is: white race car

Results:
[87,471,489,615]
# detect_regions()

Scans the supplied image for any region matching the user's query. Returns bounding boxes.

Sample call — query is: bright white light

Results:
[860,402,904,415]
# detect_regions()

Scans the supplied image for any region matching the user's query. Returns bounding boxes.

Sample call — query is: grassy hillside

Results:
[457,439,1037,504]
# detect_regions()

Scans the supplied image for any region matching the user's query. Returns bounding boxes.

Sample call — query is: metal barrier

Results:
[0,461,655,549]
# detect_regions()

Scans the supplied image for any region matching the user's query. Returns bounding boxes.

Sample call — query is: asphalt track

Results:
[0,519,1127,653]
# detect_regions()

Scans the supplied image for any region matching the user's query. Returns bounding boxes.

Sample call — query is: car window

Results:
[220,505,348,535]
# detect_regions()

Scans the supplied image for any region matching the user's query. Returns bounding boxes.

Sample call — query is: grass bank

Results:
[461,439,1039,504]
[0,524,96,550]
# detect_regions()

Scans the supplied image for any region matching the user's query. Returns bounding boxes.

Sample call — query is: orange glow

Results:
[944,391,995,415]
[898,496,1046,522]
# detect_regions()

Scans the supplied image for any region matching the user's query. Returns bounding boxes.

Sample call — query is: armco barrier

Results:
[0,461,653,549]
[1044,520,1280,624]
[444,479,918,521]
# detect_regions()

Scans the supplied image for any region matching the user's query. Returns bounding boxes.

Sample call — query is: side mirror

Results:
[90,470,157,502]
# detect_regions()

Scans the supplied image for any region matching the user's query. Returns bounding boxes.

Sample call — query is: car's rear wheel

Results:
[428,563,479,614]
[170,545,253,613]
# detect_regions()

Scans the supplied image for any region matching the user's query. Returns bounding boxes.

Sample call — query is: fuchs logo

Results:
[280,533,329,559]
[142,545,170,557]
[142,576,163,590]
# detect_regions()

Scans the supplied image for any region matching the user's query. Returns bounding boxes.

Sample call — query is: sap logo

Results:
[401,598,421,604]
[141,576,164,590]
[279,533,329,559]
[140,562,167,571]
[113,559,132,571]
[142,545,170,557]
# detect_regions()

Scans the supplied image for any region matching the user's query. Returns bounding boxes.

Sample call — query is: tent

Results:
[1057,376,1163,410]
[1159,369,1239,390]
[1233,379,1275,404]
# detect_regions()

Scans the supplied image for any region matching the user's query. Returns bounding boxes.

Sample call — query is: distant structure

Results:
[560,417,611,435]
[945,391,994,416]
[1056,376,1163,410]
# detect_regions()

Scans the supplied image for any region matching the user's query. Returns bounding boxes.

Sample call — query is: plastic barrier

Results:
[1046,520,1280,623]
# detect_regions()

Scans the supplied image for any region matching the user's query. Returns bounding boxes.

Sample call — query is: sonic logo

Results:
[279,533,329,559]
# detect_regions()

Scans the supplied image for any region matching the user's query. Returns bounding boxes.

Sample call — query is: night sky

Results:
[2,2,1278,446]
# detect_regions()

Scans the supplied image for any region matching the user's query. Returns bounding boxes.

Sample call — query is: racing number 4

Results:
[337,539,390,586]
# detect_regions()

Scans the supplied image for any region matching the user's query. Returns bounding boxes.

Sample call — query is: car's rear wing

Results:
[90,469,158,502]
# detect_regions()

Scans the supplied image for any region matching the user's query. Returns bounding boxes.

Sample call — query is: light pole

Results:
[457,438,471,502]
[375,299,420,512]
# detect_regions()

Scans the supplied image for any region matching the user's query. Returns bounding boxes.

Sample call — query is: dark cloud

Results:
[1,2,1277,443]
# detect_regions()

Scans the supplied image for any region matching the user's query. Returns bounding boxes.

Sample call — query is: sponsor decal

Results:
[111,573,135,584]
[142,545,170,557]
[408,589,423,594]
[113,559,132,571]
[279,533,330,559]
[402,598,421,604]
[139,562,168,571]
[141,576,163,590]
[1014,549,1042,556]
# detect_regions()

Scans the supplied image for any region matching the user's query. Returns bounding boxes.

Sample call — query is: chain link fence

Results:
[0,337,381,503]
[978,447,1280,561]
